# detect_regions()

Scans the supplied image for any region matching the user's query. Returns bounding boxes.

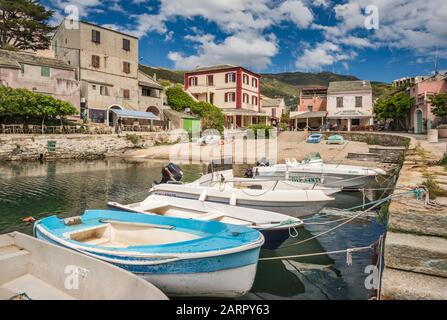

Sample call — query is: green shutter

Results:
[41,66,50,77]
[19,64,24,74]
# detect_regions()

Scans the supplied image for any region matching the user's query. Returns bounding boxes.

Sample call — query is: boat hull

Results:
[152,191,330,217]
[34,214,263,298]
[254,171,377,189]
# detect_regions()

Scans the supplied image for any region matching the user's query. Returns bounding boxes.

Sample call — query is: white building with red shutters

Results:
[184,65,268,129]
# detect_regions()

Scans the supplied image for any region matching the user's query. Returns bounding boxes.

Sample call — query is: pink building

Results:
[184,65,268,129]
[0,49,80,110]
[261,96,286,126]
[408,73,447,133]
[298,86,328,112]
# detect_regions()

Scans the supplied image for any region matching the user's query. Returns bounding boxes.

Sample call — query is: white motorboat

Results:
[252,153,387,189]
[0,232,168,300]
[108,194,304,250]
[150,171,337,217]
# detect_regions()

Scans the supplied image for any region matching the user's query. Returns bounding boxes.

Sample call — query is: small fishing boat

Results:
[108,194,304,250]
[306,133,324,143]
[150,171,336,217]
[253,153,387,189]
[35,210,264,298]
[0,232,167,300]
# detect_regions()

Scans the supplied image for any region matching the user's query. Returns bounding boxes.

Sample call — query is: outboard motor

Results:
[256,157,270,167]
[154,163,184,185]
[244,168,254,178]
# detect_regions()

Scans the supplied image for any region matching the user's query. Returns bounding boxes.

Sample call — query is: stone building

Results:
[52,20,163,125]
[0,49,80,109]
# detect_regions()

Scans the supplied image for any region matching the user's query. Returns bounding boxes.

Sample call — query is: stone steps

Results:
[381,268,447,300]
[384,232,447,278]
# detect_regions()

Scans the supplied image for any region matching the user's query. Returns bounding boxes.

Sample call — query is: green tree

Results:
[430,93,447,117]
[166,85,225,133]
[0,0,55,51]
[166,85,196,112]
[280,111,290,124]
[0,86,78,132]
[374,92,412,130]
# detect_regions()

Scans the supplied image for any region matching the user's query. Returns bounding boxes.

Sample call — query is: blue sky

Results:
[42,0,447,83]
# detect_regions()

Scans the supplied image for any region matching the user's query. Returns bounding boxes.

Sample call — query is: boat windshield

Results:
[302,152,322,164]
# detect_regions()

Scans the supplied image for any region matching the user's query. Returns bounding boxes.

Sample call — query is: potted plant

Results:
[437,124,447,138]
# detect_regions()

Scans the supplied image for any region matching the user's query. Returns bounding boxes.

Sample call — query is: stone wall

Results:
[0,132,181,161]
[322,131,412,147]
[380,138,447,300]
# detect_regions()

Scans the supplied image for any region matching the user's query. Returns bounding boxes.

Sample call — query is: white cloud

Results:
[295,42,355,71]
[168,32,278,71]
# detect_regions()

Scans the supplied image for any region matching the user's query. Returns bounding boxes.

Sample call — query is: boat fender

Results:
[230,193,237,206]
[64,216,83,226]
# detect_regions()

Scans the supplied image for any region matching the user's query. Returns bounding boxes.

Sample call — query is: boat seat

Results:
[0,245,30,286]
[1,274,74,300]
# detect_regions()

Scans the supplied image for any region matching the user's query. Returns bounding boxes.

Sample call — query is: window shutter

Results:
[225,93,228,102]
[225,74,228,83]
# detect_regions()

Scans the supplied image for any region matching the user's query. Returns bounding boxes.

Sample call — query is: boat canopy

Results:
[110,109,160,121]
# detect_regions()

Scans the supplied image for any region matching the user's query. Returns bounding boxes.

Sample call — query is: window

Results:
[123,39,130,51]
[355,96,363,108]
[252,78,258,88]
[92,85,97,90]
[189,77,198,86]
[243,93,249,103]
[142,87,155,97]
[19,63,24,75]
[272,109,276,118]
[100,86,109,96]
[225,92,236,102]
[41,66,50,77]
[336,97,344,108]
[352,119,360,126]
[123,62,131,74]
[92,30,101,43]
[123,89,130,99]
[252,96,258,105]
[307,105,313,112]
[243,74,249,85]
[226,73,236,83]
[207,75,214,86]
[91,55,100,68]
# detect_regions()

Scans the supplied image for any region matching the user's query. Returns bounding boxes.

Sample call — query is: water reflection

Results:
[0,159,386,300]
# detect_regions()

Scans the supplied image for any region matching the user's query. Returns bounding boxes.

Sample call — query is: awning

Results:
[221,108,268,117]
[290,111,327,119]
[111,109,160,121]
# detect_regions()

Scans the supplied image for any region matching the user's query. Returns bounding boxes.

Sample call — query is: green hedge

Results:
[248,124,274,139]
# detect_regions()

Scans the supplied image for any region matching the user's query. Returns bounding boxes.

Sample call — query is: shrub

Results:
[248,124,274,139]
[125,134,142,145]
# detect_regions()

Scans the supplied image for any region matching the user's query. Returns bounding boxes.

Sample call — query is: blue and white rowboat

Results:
[34,210,264,298]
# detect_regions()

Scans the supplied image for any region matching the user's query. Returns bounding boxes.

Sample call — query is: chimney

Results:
[362,80,366,86]
[153,73,157,81]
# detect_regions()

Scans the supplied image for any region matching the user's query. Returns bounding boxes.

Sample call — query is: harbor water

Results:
[0,159,387,300]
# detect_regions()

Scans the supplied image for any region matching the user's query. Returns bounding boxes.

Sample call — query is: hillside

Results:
[140,65,392,108]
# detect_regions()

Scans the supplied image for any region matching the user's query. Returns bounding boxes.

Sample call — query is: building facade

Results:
[0,49,80,109]
[261,96,285,126]
[393,76,428,89]
[298,86,328,112]
[408,73,447,133]
[184,65,267,128]
[53,20,163,125]
[327,81,373,131]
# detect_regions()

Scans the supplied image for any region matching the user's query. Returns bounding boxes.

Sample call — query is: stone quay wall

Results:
[0,132,182,161]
